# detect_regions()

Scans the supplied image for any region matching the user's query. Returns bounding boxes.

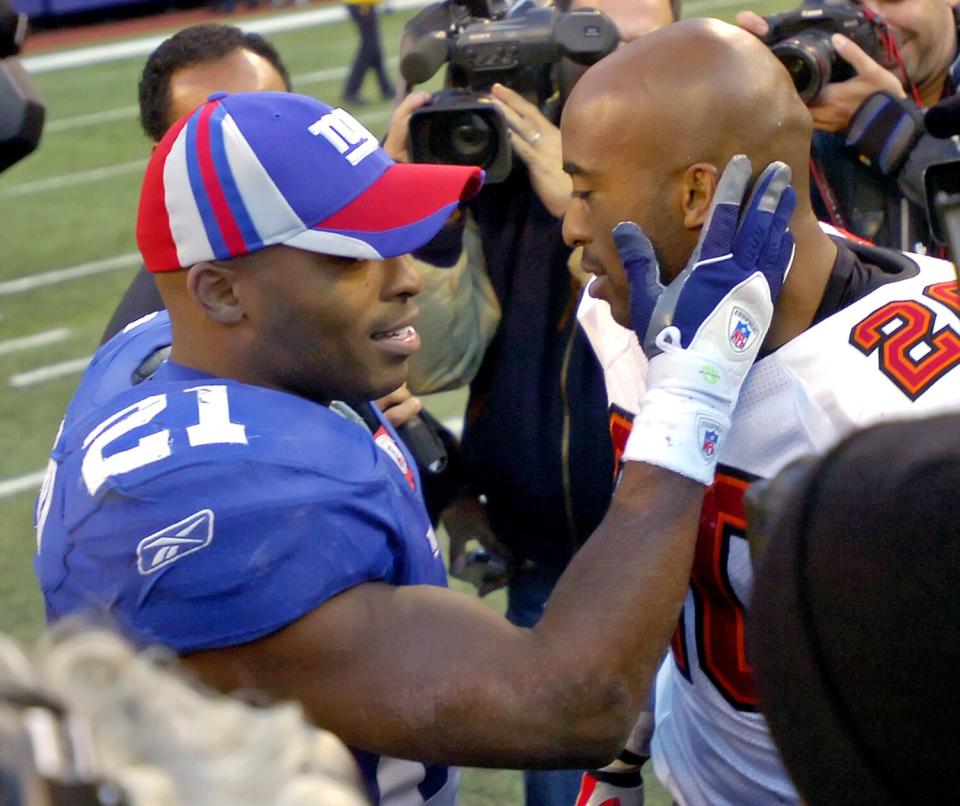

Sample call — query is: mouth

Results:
[371,320,421,357]
[580,252,606,278]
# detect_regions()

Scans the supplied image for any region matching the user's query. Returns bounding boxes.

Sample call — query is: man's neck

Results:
[762,216,839,352]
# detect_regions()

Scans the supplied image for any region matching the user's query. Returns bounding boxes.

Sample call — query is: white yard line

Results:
[0,159,147,200]
[0,253,140,296]
[44,104,140,133]
[22,1,429,74]
[0,329,70,357]
[0,470,45,500]
[10,356,92,388]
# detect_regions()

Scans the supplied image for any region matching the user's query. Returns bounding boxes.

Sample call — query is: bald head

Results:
[561,18,834,333]
[568,18,811,206]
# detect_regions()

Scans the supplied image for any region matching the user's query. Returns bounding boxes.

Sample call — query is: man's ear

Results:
[186,262,244,324]
[679,163,721,230]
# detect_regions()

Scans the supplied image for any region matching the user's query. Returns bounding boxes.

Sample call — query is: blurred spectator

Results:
[342,0,395,106]
[387,3,678,802]
[738,0,960,253]
[0,625,368,805]
[562,17,960,806]
[101,23,291,344]
[749,415,960,805]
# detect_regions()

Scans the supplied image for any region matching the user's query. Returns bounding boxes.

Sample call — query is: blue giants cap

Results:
[136,91,484,272]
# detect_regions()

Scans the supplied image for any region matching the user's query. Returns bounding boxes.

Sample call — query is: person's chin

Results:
[589,278,632,329]
[610,306,633,331]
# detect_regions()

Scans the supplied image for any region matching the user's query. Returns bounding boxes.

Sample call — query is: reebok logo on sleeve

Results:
[137,509,214,575]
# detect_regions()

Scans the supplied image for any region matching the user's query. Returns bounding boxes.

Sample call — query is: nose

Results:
[384,255,423,299]
[562,198,590,249]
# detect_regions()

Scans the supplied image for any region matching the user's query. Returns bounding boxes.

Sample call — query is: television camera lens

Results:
[450,112,496,159]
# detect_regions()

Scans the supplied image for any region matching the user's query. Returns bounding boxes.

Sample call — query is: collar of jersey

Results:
[149,359,217,384]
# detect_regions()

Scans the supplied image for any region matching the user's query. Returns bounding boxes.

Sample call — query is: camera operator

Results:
[739,0,960,253]
[384,2,677,803]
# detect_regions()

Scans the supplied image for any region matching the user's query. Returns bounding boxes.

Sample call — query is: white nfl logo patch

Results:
[727,306,758,353]
[137,509,214,575]
[697,417,723,462]
[375,431,409,475]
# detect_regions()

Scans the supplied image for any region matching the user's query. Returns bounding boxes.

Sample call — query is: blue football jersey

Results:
[35,311,457,805]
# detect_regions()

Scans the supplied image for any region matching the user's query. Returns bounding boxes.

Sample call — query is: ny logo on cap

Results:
[309,108,378,167]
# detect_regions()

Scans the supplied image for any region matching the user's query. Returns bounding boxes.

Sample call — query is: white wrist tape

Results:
[621,386,731,485]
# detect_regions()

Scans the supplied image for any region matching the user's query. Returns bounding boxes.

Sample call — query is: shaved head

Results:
[562,18,816,328]
[568,18,810,199]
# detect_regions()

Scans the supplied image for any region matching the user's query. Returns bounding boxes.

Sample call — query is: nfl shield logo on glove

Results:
[697,417,723,461]
[728,307,759,353]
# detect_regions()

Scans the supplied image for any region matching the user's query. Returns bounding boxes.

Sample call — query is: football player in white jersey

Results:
[563,18,960,806]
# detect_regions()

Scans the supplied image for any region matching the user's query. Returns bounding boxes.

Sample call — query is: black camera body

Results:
[401,0,618,183]
[762,0,895,103]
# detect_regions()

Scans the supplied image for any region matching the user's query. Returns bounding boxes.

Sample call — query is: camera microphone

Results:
[925,95,960,139]
[400,32,449,86]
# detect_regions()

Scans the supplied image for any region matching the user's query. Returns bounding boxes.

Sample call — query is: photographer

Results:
[385,3,677,802]
[739,0,960,253]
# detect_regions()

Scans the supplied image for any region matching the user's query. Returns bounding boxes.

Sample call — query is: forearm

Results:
[533,463,702,729]
[185,464,701,771]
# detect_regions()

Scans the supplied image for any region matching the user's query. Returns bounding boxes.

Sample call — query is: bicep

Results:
[183,580,585,768]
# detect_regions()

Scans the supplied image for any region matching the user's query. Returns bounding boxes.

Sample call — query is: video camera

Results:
[400,0,618,183]
[762,0,896,103]
[1,0,44,174]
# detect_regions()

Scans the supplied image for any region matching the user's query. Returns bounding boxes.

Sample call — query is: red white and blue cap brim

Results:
[136,91,484,272]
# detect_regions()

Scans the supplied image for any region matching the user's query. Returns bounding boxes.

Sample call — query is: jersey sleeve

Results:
[73,457,412,652]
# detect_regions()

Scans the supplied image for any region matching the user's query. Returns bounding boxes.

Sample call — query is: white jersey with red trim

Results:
[577,248,960,805]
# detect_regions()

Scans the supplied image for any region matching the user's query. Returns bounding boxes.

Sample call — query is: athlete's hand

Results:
[808,34,906,133]
[442,493,515,597]
[490,83,570,218]
[382,91,432,162]
[375,385,422,429]
[616,155,795,358]
[618,155,796,484]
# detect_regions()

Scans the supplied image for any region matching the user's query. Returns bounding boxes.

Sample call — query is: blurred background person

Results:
[385,3,679,803]
[738,0,960,253]
[0,624,369,805]
[749,415,960,805]
[100,23,291,344]
[342,0,396,106]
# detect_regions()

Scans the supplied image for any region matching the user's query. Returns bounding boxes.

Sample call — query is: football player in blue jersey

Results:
[34,89,795,805]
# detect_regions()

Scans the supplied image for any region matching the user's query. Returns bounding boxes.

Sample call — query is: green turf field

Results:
[0,2,790,802]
